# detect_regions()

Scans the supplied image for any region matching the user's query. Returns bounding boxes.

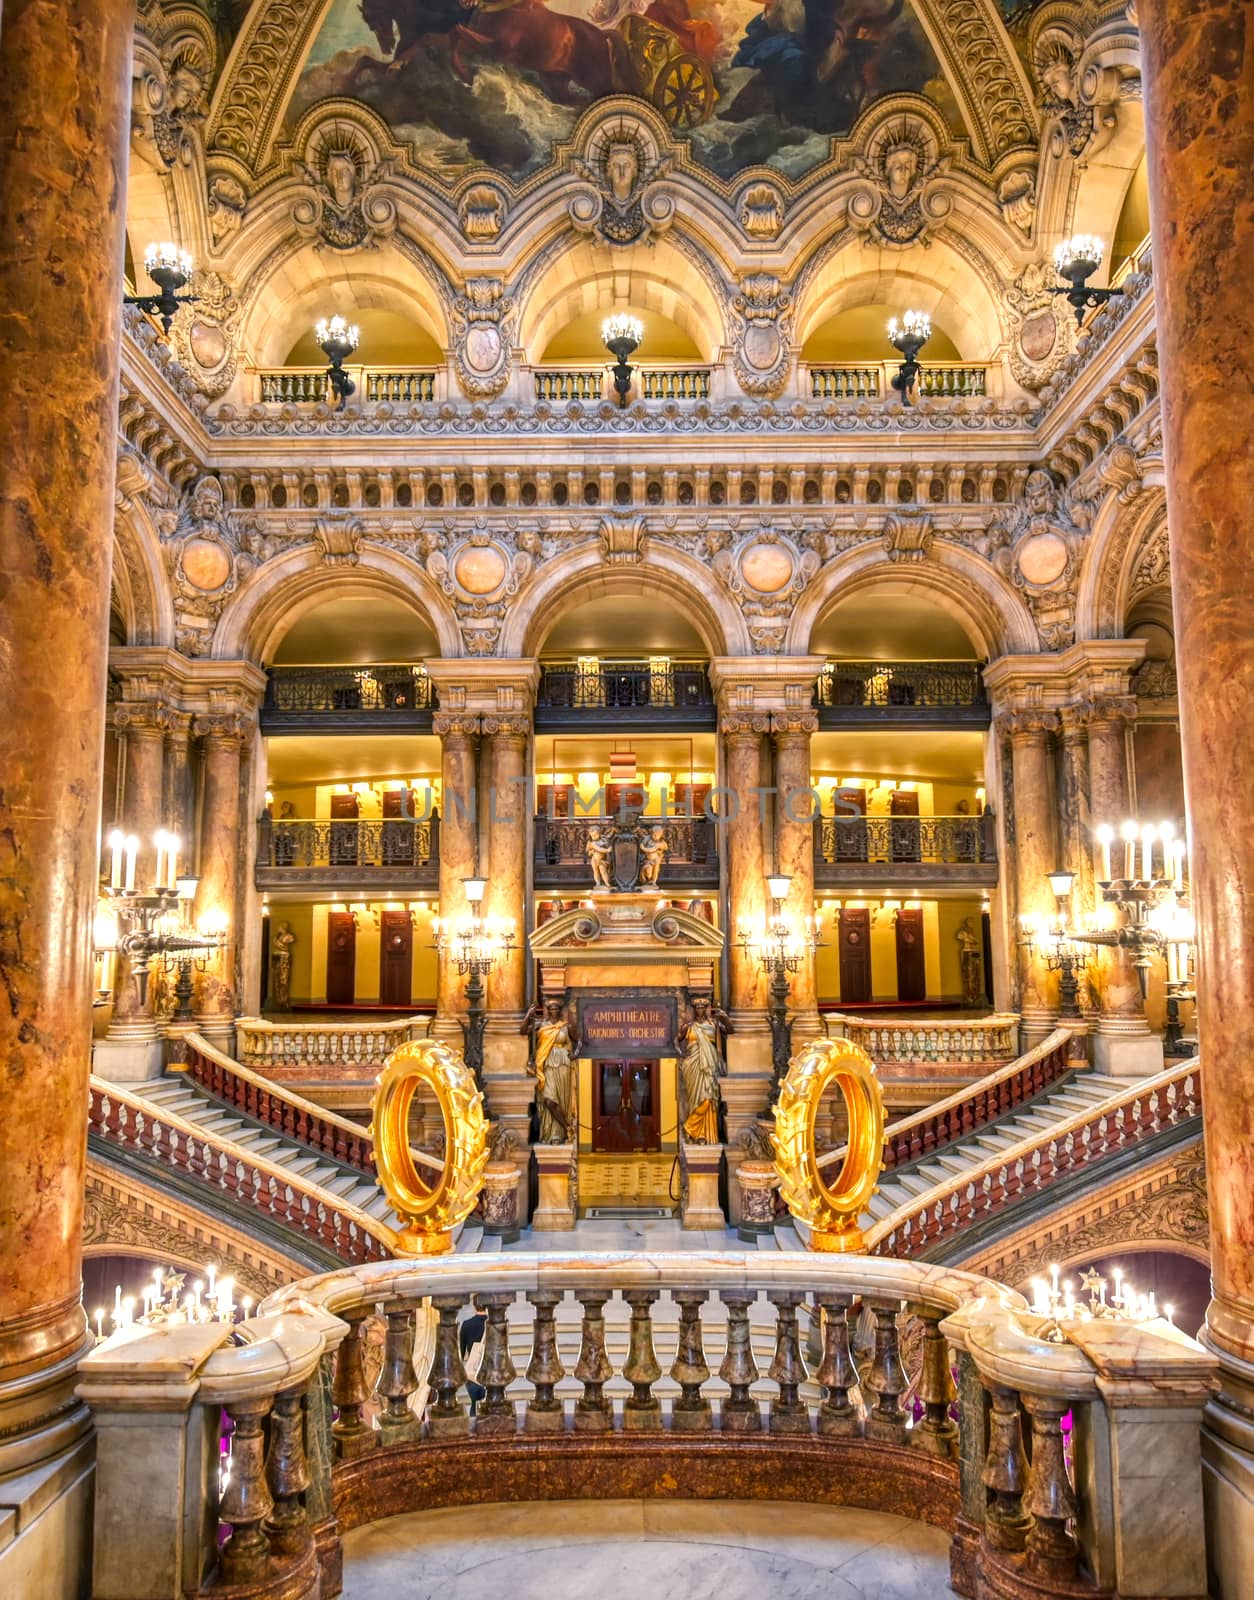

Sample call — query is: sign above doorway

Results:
[577,990,678,1056]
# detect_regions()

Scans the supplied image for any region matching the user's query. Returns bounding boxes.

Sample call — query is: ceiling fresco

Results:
[282,0,968,182]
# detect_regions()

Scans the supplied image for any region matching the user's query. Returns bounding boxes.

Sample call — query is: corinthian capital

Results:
[481,714,531,739]
[113,700,176,736]
[433,712,482,739]
[193,711,247,745]
[770,710,819,737]
[997,707,1059,741]
[720,713,771,738]
[1082,694,1139,730]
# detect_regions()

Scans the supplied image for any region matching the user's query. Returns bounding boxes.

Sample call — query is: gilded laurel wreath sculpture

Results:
[771,1038,886,1253]
[369,1040,489,1256]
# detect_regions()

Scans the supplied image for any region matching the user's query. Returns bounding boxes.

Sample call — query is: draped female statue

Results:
[677,995,733,1144]
[520,998,580,1143]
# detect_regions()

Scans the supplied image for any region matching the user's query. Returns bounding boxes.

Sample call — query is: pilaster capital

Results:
[113,700,176,737]
[1081,694,1139,731]
[192,711,247,746]
[996,707,1059,742]
[481,714,530,739]
[770,709,818,737]
[426,658,539,719]
[720,713,772,738]
[433,711,482,739]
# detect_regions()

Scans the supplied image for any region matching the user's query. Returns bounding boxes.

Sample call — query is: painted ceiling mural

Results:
[281,0,972,181]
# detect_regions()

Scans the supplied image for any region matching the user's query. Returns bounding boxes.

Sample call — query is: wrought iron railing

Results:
[534,814,716,870]
[815,661,987,711]
[256,365,437,405]
[814,813,996,867]
[257,817,438,871]
[536,660,713,712]
[806,362,989,401]
[264,664,434,714]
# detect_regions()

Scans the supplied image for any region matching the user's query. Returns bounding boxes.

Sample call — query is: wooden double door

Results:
[591,1060,661,1152]
[325,908,413,1007]
[836,906,927,1004]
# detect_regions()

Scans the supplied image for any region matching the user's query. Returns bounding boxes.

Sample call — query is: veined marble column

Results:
[1139,4,1254,1584]
[773,713,821,1040]
[722,718,769,1024]
[483,718,530,1088]
[193,714,246,1045]
[433,713,481,1037]
[165,711,195,845]
[0,0,132,1474]
[1086,696,1160,1075]
[98,702,171,1076]
[1003,711,1060,1045]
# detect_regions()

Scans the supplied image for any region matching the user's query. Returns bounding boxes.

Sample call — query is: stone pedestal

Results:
[736,1159,779,1241]
[1092,1020,1165,1079]
[531,1143,576,1231]
[680,1142,725,1230]
[480,1161,522,1244]
[1139,3,1254,1589]
[91,1033,166,1083]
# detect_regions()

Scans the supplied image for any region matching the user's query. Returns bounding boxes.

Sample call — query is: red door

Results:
[592,1061,660,1152]
[894,908,927,1002]
[838,909,872,1004]
[379,909,413,1007]
[326,911,357,1005]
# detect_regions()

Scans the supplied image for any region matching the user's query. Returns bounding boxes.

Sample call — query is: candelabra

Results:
[1019,870,1090,1018]
[316,314,359,411]
[888,309,930,405]
[124,242,198,335]
[1028,1262,1174,1342]
[737,874,822,1097]
[1071,820,1193,1003]
[433,876,517,1087]
[92,1261,251,1345]
[602,313,643,408]
[96,830,227,1009]
[1050,235,1125,327]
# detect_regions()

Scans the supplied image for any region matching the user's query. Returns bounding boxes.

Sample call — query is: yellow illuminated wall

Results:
[264,901,439,1005]
[815,898,985,1004]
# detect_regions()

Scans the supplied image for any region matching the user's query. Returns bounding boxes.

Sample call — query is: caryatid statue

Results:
[677,996,733,1144]
[520,999,580,1144]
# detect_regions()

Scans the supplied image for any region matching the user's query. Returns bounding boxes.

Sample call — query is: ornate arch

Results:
[1074,484,1167,642]
[212,543,462,663]
[502,540,751,659]
[113,498,176,649]
[787,540,1038,660]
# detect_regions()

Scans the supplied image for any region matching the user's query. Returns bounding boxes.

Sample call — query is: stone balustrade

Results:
[532,364,712,404]
[255,366,438,405]
[77,1250,1217,1600]
[235,1015,430,1082]
[868,1058,1202,1260]
[804,361,990,401]
[824,1012,1021,1067]
[87,1076,397,1264]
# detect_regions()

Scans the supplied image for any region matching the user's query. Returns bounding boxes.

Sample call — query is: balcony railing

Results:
[534,363,712,404]
[806,361,989,401]
[256,365,437,405]
[824,1012,1021,1072]
[79,1246,1218,1600]
[534,814,718,887]
[815,661,988,723]
[535,660,714,726]
[262,665,434,731]
[256,817,439,891]
[235,1014,430,1081]
[812,812,998,889]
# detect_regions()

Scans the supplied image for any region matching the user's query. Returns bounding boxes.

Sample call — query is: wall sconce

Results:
[125,242,197,335]
[602,313,643,408]
[888,310,930,405]
[1051,236,1124,326]
[316,314,359,411]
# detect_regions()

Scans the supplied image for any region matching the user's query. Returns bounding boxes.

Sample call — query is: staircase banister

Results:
[236,1013,430,1039]
[817,1025,1073,1173]
[258,1247,1026,1323]
[182,1030,443,1176]
[864,1056,1202,1251]
[88,1074,400,1251]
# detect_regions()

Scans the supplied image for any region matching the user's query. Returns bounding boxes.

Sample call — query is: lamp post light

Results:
[737,873,822,1101]
[1050,236,1125,327]
[888,310,931,405]
[434,876,517,1090]
[315,314,360,411]
[1020,869,1091,1019]
[601,313,644,408]
[124,242,197,335]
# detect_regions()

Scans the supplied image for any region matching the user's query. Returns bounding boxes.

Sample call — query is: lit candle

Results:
[241,1296,252,1320]
[124,835,138,891]
[1172,840,1186,890]
[1147,1292,1157,1319]
[1049,1263,1060,1304]
[1121,820,1138,880]
[94,1307,105,1341]
[1141,823,1156,882]
[1096,825,1113,883]
[1165,1303,1175,1326]
[1167,942,1179,985]
[122,1296,135,1329]
[1030,1279,1048,1315]
[108,830,124,889]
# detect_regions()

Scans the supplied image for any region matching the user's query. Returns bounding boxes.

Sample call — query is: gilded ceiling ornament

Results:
[569,120,675,246]
[131,7,213,173]
[458,183,507,242]
[293,123,397,251]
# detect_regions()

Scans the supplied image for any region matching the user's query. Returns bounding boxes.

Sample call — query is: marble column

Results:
[773,713,820,1039]
[484,718,528,1020]
[164,711,195,845]
[1139,4,1254,1586]
[0,0,132,1476]
[1004,711,1060,1044]
[97,702,172,1076]
[1086,696,1160,1074]
[193,714,245,1045]
[433,713,481,1037]
[721,717,769,1035]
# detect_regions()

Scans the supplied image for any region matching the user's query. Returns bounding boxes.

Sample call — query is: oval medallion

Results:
[1017,531,1069,586]
[454,544,508,596]
[739,541,795,595]
[181,537,232,592]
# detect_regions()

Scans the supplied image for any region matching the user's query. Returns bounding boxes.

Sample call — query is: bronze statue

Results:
[677,995,732,1144]
[956,917,984,1006]
[520,999,580,1143]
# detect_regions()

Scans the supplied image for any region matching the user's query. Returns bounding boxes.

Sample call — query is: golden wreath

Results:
[771,1037,885,1253]
[369,1039,489,1256]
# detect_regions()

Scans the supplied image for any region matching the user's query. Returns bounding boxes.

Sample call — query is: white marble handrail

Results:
[235,1013,430,1076]
[823,1011,1021,1064]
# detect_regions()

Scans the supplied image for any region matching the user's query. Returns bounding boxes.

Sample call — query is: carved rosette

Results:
[730,274,793,397]
[451,279,514,399]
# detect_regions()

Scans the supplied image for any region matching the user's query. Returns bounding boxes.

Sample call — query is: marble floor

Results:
[341,1497,957,1599]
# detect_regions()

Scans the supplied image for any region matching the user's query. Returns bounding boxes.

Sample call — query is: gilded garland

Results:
[771,1039,885,1253]
[369,1040,488,1256]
